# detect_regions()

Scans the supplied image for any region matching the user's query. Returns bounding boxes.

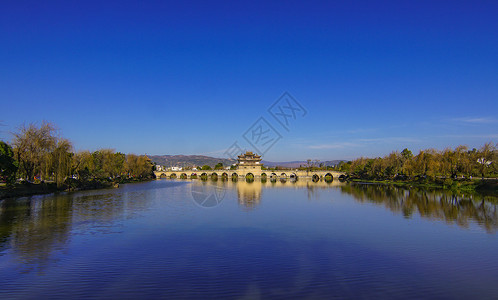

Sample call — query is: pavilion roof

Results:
[237,151,261,159]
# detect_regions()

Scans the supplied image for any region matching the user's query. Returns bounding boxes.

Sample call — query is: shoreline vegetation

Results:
[0,121,154,200]
[332,143,497,195]
[349,178,497,196]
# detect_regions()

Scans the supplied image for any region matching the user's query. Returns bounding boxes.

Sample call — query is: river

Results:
[0,179,496,299]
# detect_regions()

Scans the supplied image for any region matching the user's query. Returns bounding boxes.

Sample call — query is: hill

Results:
[262,160,346,168]
[149,155,236,168]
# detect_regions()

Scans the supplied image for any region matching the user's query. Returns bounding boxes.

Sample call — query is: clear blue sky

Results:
[1,0,497,161]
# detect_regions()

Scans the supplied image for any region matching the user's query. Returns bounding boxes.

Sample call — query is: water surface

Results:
[0,180,497,299]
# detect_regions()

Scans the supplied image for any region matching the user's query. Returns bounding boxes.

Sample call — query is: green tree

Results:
[214,162,224,170]
[401,148,413,160]
[201,165,212,170]
[441,148,455,178]
[112,152,126,177]
[91,150,105,178]
[49,138,73,187]
[72,150,93,180]
[384,151,402,178]
[0,141,18,185]
[454,145,469,177]
[336,161,351,172]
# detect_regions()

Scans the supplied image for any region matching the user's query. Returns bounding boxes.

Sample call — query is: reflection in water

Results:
[0,183,171,270]
[192,179,498,232]
[0,195,73,271]
[340,183,498,233]
[191,179,498,232]
[0,180,497,298]
[193,179,346,210]
[237,181,262,210]
[238,179,345,209]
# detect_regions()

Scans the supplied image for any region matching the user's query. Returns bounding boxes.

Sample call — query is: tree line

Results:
[0,122,154,187]
[335,143,497,181]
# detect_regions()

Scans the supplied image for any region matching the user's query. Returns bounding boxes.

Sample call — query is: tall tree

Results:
[50,138,73,187]
[125,154,153,178]
[72,150,94,180]
[12,122,57,181]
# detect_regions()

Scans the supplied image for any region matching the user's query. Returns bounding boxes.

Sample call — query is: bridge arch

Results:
[245,173,255,182]
[232,173,238,180]
[312,174,320,182]
[190,173,197,179]
[180,173,188,179]
[170,173,177,179]
[289,173,297,180]
[211,172,218,180]
[159,173,168,179]
[324,173,333,182]
[277,173,286,183]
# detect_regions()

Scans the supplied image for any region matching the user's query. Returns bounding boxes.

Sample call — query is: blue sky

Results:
[1,0,497,161]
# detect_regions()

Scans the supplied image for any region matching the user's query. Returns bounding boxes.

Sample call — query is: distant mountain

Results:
[262,160,346,168]
[149,155,345,169]
[261,160,304,168]
[149,155,236,168]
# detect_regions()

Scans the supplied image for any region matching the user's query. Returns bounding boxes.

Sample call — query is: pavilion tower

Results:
[236,151,263,171]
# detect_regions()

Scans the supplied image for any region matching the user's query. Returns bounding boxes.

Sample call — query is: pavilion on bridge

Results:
[237,151,263,171]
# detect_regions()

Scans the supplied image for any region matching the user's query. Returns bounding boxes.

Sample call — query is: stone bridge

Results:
[154,169,346,181]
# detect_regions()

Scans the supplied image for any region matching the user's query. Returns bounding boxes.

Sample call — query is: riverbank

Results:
[0,177,152,200]
[349,178,498,195]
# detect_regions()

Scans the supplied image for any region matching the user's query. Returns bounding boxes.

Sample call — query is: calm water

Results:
[0,179,497,299]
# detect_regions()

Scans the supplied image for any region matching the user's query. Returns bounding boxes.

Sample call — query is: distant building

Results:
[477,158,492,166]
[171,166,183,171]
[155,165,163,171]
[237,151,263,171]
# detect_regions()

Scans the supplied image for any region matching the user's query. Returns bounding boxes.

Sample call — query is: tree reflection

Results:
[340,184,497,233]
[0,194,73,271]
[0,188,140,271]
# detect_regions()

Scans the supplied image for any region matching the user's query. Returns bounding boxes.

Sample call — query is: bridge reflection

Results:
[189,178,346,210]
[187,179,498,233]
